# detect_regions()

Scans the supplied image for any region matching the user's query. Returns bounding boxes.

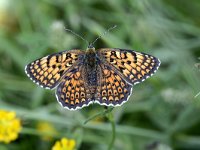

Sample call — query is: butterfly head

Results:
[86,43,95,52]
[88,42,94,48]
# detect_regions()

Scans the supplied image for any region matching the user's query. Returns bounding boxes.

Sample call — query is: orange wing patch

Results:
[56,65,94,110]
[97,48,161,85]
[25,50,84,89]
[95,63,132,106]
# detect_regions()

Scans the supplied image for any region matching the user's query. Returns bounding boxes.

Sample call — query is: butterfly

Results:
[25,46,160,110]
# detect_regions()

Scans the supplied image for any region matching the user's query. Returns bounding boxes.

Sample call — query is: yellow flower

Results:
[37,121,57,141]
[52,138,76,150]
[0,110,21,143]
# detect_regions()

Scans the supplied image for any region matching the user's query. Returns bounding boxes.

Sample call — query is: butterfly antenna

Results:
[64,27,89,46]
[90,25,117,47]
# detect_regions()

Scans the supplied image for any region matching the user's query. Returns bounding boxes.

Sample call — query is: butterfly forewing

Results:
[95,62,132,106]
[97,48,161,85]
[25,50,84,89]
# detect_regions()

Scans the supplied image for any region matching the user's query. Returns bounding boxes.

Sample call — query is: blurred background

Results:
[0,0,200,149]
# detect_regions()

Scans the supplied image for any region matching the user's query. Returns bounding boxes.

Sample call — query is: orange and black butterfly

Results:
[25,46,160,110]
[25,27,160,110]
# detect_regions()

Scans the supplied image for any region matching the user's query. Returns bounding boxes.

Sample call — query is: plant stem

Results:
[84,107,113,124]
[83,106,116,150]
[107,110,116,150]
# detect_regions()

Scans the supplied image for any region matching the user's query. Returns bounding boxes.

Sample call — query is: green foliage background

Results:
[0,0,200,149]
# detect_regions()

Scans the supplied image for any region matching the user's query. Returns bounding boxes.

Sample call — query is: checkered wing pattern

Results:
[56,65,93,110]
[95,62,132,106]
[97,48,161,85]
[25,50,84,89]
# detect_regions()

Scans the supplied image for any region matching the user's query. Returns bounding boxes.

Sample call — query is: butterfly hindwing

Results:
[25,50,84,89]
[56,64,94,110]
[95,62,132,106]
[97,48,161,85]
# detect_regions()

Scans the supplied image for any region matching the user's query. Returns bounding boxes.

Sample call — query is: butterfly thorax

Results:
[85,47,96,67]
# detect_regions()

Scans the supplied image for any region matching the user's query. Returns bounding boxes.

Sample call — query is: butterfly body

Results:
[84,47,98,87]
[25,47,160,110]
